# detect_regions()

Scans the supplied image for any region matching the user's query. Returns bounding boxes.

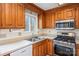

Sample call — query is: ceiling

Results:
[34,3,59,10]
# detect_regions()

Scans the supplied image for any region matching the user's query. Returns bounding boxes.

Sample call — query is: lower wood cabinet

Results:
[32,40,47,56]
[76,44,79,56]
[46,39,54,56]
[32,39,54,56]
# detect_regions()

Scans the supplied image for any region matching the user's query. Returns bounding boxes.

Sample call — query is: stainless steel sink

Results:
[27,36,41,42]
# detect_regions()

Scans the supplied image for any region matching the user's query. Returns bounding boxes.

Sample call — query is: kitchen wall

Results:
[0,29,32,38]
[0,28,79,44]
[0,29,34,45]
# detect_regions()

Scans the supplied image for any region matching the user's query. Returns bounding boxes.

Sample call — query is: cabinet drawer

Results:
[10,45,32,56]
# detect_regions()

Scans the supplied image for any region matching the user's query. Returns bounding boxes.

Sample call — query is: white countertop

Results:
[0,40,32,56]
[0,35,56,56]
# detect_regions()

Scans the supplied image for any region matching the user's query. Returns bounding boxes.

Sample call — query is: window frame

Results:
[25,12,38,33]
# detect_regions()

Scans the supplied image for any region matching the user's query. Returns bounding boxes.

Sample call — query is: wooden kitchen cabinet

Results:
[32,40,47,56]
[76,44,79,56]
[55,8,75,20]
[55,10,64,20]
[45,12,53,28]
[1,4,13,28]
[0,4,2,28]
[38,11,55,29]
[16,4,25,28]
[51,13,55,28]
[32,39,54,56]
[46,39,54,56]
[75,7,79,29]
[63,8,76,19]
[38,13,45,29]
[1,3,25,28]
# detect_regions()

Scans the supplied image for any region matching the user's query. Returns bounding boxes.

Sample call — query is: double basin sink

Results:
[27,37,41,42]
[27,36,45,42]
[26,35,55,42]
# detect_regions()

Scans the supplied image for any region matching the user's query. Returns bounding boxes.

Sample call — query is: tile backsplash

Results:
[0,28,79,39]
[39,29,79,42]
[0,28,79,44]
[0,29,32,38]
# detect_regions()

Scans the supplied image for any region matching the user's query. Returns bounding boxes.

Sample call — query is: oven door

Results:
[54,44,74,56]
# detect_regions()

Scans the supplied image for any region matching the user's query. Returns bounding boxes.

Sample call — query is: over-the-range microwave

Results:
[55,19,75,30]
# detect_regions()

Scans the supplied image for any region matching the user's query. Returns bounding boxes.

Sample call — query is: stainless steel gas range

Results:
[54,32,76,56]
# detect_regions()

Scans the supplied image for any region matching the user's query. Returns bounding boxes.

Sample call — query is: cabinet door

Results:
[43,40,47,56]
[45,13,49,28]
[47,39,53,56]
[32,40,47,56]
[38,13,45,29]
[76,44,79,56]
[45,13,52,28]
[16,4,25,28]
[75,7,79,29]
[38,14,42,29]
[55,10,64,20]
[11,4,17,28]
[32,43,39,56]
[64,8,75,19]
[0,4,2,28]
[52,13,55,28]
[38,45,42,56]
[2,4,13,28]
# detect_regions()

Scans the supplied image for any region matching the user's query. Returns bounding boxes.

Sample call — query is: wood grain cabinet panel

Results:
[76,44,79,56]
[51,13,55,28]
[16,4,25,28]
[46,39,54,56]
[0,4,2,28]
[45,13,53,28]
[32,39,54,56]
[55,10,64,20]
[63,8,76,19]
[45,13,50,28]
[75,7,79,29]
[2,4,12,28]
[44,12,55,28]
[11,4,17,28]
[38,13,45,29]
[0,3,25,28]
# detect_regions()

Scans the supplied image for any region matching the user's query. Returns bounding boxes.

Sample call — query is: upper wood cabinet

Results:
[45,12,52,28]
[2,4,13,28]
[1,3,25,28]
[51,13,55,28]
[16,4,25,28]
[38,13,45,29]
[0,4,2,28]
[55,8,76,20]
[63,8,76,19]
[55,10,64,20]
[45,12,55,28]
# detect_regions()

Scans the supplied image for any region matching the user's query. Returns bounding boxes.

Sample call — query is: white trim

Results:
[25,12,38,33]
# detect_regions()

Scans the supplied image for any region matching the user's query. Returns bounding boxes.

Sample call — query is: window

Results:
[25,10,38,32]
